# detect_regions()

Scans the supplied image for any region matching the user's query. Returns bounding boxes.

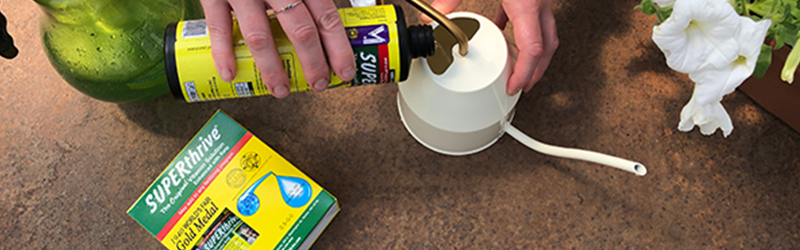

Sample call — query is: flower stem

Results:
[735,0,750,17]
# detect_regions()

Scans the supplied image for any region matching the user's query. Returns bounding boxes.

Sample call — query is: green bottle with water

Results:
[36,0,204,103]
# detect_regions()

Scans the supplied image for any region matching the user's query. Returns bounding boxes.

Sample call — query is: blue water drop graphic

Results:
[276,175,312,208]
[237,194,259,216]
[237,172,313,216]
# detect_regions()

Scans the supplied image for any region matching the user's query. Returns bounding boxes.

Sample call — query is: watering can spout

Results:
[504,124,647,176]
[395,10,647,177]
[406,0,469,57]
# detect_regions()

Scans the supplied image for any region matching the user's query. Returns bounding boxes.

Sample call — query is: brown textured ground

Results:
[2,0,799,249]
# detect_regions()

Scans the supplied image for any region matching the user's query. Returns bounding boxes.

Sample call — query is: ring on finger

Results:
[274,0,303,14]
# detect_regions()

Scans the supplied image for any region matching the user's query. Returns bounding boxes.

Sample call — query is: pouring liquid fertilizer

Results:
[165,4,435,102]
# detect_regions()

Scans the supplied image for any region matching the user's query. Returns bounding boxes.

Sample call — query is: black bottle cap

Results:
[0,11,18,59]
[407,25,434,58]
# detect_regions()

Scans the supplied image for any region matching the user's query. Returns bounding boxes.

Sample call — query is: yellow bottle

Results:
[165,5,435,103]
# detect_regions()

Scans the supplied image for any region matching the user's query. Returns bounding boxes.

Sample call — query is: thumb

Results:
[420,0,462,23]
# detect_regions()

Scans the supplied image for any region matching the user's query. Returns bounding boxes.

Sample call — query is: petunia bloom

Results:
[678,17,771,137]
[652,0,741,74]
[653,0,772,137]
[678,90,734,136]
[688,17,771,104]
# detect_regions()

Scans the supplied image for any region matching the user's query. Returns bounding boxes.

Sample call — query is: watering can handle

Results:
[405,0,469,56]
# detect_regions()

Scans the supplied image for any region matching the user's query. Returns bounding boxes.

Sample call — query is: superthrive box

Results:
[128,110,339,250]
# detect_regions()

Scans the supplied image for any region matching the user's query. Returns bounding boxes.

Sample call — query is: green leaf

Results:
[785,25,800,47]
[781,19,797,30]
[750,0,776,15]
[635,0,657,15]
[775,0,786,14]
[791,8,800,19]
[652,6,673,24]
[783,3,793,22]
[660,7,673,20]
[753,44,773,78]
[776,26,787,48]
[767,22,779,38]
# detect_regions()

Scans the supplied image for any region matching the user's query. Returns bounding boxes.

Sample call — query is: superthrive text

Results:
[145,125,222,214]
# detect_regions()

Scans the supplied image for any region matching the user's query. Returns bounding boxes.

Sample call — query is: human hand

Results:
[200,0,356,98]
[423,0,558,95]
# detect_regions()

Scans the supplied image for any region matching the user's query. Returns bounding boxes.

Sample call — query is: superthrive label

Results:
[128,111,338,250]
[341,6,401,86]
[171,5,401,102]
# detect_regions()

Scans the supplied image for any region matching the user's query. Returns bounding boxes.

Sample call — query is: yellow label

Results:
[128,111,339,250]
[171,5,402,102]
[159,136,325,250]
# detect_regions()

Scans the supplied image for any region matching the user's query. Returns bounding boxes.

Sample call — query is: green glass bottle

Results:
[36,0,204,103]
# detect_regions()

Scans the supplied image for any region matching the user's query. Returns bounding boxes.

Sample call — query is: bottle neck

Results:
[407,24,435,59]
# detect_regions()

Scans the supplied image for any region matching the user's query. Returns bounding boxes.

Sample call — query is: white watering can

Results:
[398,1,647,176]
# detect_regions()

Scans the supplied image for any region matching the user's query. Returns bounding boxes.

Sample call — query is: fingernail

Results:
[314,79,329,91]
[273,85,289,98]
[219,69,232,82]
[342,67,356,81]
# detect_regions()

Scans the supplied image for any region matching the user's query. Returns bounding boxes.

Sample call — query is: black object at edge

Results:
[0,11,18,59]
[395,5,411,82]
[164,22,186,102]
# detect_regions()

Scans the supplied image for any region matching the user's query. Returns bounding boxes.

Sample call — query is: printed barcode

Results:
[235,82,254,97]
[182,20,208,39]
[184,81,200,102]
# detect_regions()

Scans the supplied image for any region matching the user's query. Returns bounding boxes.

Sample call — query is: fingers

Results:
[203,0,349,99]
[229,0,292,98]
[304,0,356,83]
[267,0,330,92]
[503,0,558,95]
[525,4,558,93]
[201,0,236,82]
[504,0,541,95]
[421,0,463,23]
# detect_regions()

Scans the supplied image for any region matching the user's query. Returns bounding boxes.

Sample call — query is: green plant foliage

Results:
[638,0,800,81]
[753,44,773,78]
[634,0,657,15]
[635,0,671,24]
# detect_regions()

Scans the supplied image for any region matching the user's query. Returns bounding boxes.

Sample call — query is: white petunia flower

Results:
[688,17,772,106]
[652,0,741,73]
[678,90,734,137]
[677,17,771,137]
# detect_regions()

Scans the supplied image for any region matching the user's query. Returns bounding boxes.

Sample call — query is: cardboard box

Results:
[128,110,339,250]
